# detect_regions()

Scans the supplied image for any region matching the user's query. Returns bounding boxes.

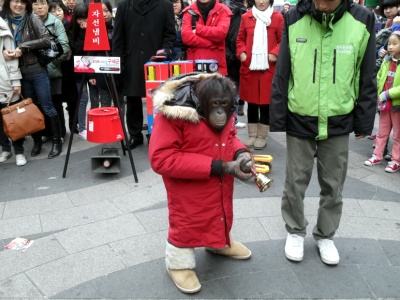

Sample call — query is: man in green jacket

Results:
[270,0,377,265]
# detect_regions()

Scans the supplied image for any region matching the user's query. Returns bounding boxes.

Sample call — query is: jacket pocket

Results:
[289,43,320,116]
[291,43,318,86]
[333,44,356,86]
[330,44,357,115]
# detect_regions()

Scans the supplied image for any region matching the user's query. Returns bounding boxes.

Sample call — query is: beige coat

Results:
[0,17,21,103]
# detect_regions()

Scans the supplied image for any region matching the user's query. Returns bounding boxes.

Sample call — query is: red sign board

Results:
[84,3,110,51]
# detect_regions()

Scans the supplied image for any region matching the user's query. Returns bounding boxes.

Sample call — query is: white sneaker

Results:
[364,154,382,166]
[15,154,27,166]
[285,233,304,261]
[317,239,340,265]
[235,121,246,128]
[0,151,12,163]
[79,130,87,140]
[385,161,400,173]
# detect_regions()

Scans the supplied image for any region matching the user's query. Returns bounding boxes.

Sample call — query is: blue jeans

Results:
[89,84,100,108]
[76,81,88,133]
[21,70,57,117]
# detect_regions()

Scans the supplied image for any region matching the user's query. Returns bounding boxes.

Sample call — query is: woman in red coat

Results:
[181,0,232,75]
[149,73,254,294]
[236,0,283,149]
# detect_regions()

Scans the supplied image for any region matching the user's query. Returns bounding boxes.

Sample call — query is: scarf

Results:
[174,14,181,31]
[196,0,215,24]
[8,13,25,48]
[249,6,273,71]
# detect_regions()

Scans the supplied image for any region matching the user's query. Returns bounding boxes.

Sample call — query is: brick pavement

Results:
[0,112,399,299]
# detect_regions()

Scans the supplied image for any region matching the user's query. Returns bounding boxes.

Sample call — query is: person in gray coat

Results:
[0,16,25,165]
[113,0,176,149]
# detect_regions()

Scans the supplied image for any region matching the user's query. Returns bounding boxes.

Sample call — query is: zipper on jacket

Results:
[313,49,317,83]
[350,60,356,87]
[333,49,336,84]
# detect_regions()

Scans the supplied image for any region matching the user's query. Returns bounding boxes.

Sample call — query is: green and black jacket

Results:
[270,0,377,140]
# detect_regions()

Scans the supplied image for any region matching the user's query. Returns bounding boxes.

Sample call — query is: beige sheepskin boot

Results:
[165,242,201,294]
[206,241,252,260]
[244,123,258,148]
[254,124,269,150]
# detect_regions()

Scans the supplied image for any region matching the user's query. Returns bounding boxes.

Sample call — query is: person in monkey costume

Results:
[149,72,254,294]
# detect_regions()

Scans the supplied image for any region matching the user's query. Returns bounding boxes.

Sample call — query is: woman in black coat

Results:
[113,0,176,149]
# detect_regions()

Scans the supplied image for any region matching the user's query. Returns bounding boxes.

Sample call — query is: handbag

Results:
[27,17,64,66]
[1,93,45,141]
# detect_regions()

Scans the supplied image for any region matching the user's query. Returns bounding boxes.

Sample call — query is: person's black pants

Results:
[126,96,143,141]
[247,103,270,125]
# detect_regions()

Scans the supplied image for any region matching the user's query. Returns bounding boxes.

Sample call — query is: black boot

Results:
[123,135,144,150]
[31,134,42,157]
[48,116,62,159]
[52,95,67,138]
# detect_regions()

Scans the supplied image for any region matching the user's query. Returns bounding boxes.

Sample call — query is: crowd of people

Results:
[0,0,398,295]
[0,0,285,165]
[0,0,121,163]
[364,0,400,173]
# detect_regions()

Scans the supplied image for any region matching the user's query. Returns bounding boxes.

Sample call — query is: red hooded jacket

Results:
[149,74,246,248]
[236,9,283,104]
[181,1,232,75]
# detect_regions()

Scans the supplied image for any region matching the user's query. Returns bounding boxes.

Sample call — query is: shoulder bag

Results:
[1,93,45,141]
[27,17,64,66]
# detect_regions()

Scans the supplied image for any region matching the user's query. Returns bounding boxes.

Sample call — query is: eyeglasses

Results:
[32,0,47,6]
[11,0,27,5]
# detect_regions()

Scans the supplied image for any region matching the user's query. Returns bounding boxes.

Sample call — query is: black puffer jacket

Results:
[270,0,377,139]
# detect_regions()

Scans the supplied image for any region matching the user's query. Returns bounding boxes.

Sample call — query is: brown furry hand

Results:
[237,152,253,173]
[222,156,253,181]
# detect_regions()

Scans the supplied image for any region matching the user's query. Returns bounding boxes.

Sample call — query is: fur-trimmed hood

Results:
[152,72,224,123]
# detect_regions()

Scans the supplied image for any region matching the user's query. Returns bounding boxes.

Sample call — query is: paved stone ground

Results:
[0,109,399,300]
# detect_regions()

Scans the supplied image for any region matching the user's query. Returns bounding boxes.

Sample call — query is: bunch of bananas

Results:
[253,154,273,174]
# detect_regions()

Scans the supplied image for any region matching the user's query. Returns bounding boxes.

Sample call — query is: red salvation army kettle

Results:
[87,107,124,174]
[86,107,124,143]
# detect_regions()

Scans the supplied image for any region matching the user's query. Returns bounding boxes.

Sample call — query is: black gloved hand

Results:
[222,155,253,181]
[237,152,254,173]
